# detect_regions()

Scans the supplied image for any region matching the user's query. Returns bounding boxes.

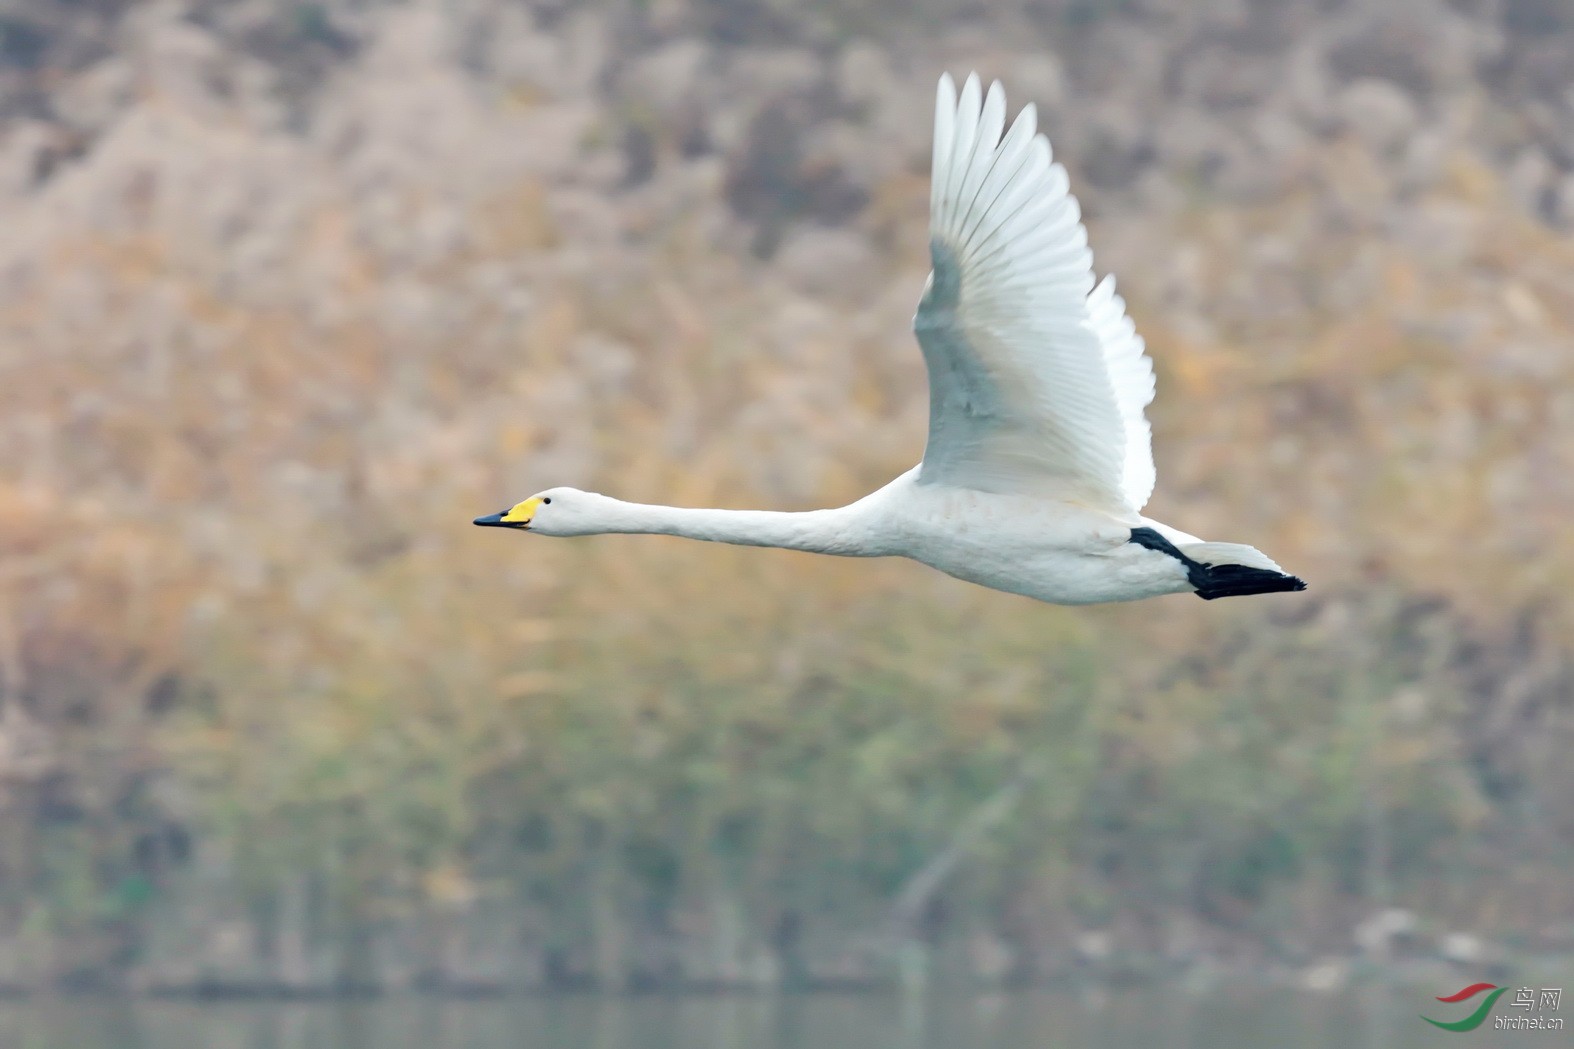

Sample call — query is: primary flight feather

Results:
[476,73,1306,605]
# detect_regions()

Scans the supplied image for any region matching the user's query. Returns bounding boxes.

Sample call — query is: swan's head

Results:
[473,487,601,536]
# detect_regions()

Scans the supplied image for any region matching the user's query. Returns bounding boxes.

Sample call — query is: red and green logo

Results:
[1423,983,1507,1032]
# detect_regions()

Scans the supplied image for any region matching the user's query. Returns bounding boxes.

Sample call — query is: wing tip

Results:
[1015,101,1038,138]
[959,71,982,113]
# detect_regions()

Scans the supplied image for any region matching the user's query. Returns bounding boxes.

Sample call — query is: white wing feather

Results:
[913,73,1158,514]
[1087,273,1157,510]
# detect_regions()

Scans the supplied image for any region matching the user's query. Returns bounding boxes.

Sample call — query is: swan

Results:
[475,73,1305,604]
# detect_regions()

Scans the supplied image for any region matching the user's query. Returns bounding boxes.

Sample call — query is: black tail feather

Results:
[1189,562,1307,601]
[1127,527,1307,601]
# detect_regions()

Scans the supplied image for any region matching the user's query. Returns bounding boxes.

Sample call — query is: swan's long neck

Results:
[585,498,879,556]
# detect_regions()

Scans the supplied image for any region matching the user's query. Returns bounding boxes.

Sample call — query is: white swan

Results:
[476,73,1305,604]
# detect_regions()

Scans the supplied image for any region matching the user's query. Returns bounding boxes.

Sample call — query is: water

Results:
[0,984,1467,1049]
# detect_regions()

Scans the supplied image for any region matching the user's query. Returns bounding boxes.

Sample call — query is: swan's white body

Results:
[477,74,1304,605]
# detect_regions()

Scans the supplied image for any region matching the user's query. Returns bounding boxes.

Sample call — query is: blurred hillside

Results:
[1,0,1573,993]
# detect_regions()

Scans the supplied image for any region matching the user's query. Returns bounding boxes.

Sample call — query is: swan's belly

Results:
[870,478,1192,606]
[915,540,1190,605]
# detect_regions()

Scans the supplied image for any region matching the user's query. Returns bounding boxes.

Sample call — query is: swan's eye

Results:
[542,497,552,504]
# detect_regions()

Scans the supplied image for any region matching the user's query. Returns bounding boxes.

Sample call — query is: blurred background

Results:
[2,0,1573,1045]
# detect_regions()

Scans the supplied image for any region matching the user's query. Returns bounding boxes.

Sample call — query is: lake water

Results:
[0,985,1469,1049]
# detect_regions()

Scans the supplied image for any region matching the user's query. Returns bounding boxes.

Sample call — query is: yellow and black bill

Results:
[473,497,540,529]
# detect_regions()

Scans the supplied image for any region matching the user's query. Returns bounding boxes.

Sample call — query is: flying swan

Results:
[476,73,1306,604]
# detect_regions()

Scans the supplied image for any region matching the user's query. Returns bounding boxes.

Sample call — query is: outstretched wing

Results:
[913,73,1157,514]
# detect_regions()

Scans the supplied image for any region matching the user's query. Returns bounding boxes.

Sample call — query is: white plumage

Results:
[476,73,1305,606]
[917,73,1155,515]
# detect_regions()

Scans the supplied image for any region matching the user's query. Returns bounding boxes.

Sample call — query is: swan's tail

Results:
[1179,542,1307,601]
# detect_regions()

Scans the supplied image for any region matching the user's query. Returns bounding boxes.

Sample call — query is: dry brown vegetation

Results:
[0,0,1572,992]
